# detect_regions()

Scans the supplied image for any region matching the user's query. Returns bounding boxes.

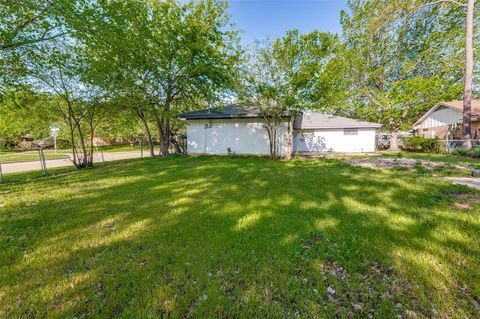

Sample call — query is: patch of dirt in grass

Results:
[446,193,480,210]
[319,260,423,318]
[320,261,349,282]
[298,234,425,318]
[345,158,469,170]
[300,233,324,251]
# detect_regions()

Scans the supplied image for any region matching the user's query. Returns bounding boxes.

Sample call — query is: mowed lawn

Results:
[0,156,479,318]
[0,150,70,163]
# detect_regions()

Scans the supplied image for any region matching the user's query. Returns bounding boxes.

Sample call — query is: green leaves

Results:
[242,30,341,113]
[341,0,468,130]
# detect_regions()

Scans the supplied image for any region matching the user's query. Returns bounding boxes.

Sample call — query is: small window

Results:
[344,128,358,135]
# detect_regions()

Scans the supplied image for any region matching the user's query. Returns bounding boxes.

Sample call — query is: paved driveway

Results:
[1,151,148,174]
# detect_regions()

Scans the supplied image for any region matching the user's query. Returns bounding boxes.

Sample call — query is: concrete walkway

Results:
[444,177,480,190]
[1,151,148,174]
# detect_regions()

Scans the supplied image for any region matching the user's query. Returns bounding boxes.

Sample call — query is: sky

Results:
[227,0,349,45]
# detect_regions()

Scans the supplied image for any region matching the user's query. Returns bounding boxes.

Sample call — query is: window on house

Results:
[344,128,358,135]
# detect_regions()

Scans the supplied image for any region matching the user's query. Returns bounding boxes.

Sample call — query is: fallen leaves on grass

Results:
[446,192,480,210]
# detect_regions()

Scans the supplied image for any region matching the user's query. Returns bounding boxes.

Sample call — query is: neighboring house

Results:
[413,100,480,139]
[178,105,382,156]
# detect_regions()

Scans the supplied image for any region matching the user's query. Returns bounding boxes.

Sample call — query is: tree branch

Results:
[418,0,467,8]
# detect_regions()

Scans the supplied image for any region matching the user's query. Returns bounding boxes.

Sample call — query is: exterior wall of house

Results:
[417,106,462,129]
[186,119,288,156]
[416,121,479,139]
[293,128,377,153]
[473,121,480,139]
[418,125,456,139]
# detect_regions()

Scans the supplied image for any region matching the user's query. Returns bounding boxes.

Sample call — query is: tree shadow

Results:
[0,156,479,317]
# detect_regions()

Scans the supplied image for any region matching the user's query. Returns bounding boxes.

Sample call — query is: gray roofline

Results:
[179,114,267,120]
[296,124,382,129]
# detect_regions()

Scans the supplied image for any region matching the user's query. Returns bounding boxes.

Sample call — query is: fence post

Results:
[40,148,48,176]
[141,140,144,158]
[38,149,44,173]
[0,163,4,184]
[100,148,105,165]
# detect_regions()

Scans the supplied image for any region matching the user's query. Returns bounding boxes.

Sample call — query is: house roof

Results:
[178,104,270,120]
[413,100,480,128]
[294,113,382,129]
[179,105,382,129]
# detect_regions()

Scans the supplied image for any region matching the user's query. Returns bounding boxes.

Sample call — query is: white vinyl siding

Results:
[293,128,377,153]
[186,119,288,156]
[419,106,462,129]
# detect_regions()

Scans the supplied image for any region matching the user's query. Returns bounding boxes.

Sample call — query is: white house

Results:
[413,100,480,139]
[178,105,382,156]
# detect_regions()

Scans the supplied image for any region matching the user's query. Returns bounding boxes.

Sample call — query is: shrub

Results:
[451,147,480,158]
[400,136,439,153]
[451,147,470,157]
[470,148,480,158]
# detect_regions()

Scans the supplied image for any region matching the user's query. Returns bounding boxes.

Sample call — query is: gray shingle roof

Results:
[294,113,382,129]
[178,104,264,120]
[179,106,382,129]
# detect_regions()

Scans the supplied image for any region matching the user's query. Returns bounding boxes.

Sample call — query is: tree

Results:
[0,87,59,146]
[0,0,70,51]
[0,0,74,91]
[76,0,241,157]
[361,0,477,147]
[26,42,101,168]
[463,0,475,146]
[341,0,466,150]
[241,31,342,159]
[406,0,476,146]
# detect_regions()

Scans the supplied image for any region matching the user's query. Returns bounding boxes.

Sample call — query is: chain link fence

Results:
[0,142,163,182]
[436,140,480,152]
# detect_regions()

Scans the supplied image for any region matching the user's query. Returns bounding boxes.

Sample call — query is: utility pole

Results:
[462,0,475,148]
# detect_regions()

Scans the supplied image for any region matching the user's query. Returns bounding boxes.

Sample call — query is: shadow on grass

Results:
[0,156,479,317]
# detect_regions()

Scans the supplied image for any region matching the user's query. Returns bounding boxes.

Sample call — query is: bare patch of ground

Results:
[345,157,470,170]
[445,193,480,209]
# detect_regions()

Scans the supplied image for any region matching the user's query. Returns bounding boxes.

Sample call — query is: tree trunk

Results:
[160,115,170,157]
[265,123,276,159]
[89,124,95,166]
[285,116,293,160]
[390,130,400,151]
[160,98,172,157]
[152,111,163,157]
[462,0,474,149]
[67,115,79,168]
[136,109,155,157]
[170,135,184,154]
[144,125,155,157]
[76,122,89,168]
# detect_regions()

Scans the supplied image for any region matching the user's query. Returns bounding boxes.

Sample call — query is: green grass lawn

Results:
[97,144,158,153]
[0,156,479,318]
[0,146,147,164]
[0,150,70,163]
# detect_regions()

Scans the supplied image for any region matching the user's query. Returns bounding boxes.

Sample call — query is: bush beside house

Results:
[451,147,480,158]
[400,136,440,153]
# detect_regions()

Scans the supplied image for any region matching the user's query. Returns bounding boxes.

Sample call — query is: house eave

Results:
[179,115,290,120]
[296,125,382,130]
[413,102,480,128]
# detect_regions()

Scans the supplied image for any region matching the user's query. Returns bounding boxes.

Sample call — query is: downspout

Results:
[204,122,207,154]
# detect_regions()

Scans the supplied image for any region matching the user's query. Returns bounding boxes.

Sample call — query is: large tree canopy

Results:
[338,0,473,149]
[74,0,241,156]
[0,0,240,164]
[0,0,476,158]
[240,30,342,158]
